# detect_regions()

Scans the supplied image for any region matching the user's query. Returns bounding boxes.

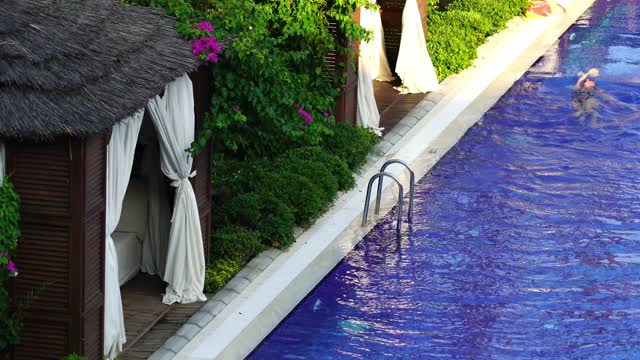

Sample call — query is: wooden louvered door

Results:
[7,136,106,360]
[379,0,428,69]
[328,12,360,126]
[190,67,213,262]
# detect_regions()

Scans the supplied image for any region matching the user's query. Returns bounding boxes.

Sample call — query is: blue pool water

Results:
[251,0,640,358]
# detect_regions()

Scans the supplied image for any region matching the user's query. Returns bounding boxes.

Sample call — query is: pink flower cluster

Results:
[296,104,313,129]
[1,252,17,276]
[192,21,222,63]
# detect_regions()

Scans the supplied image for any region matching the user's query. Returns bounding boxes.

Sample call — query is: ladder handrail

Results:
[362,171,404,237]
[376,159,415,223]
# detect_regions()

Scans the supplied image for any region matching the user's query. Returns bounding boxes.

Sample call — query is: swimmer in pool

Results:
[573,68,600,121]
[572,68,617,122]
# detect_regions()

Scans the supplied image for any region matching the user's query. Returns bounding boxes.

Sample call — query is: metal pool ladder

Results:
[362,159,416,237]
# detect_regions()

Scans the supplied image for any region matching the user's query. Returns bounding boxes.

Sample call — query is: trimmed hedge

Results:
[428,0,530,80]
[205,124,379,290]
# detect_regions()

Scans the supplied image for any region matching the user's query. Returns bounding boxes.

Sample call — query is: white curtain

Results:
[368,1,395,82]
[357,4,384,136]
[104,109,144,358]
[395,0,441,94]
[147,74,207,305]
[0,142,5,185]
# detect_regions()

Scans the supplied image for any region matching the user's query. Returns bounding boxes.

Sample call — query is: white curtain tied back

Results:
[147,74,207,305]
[395,0,440,94]
[104,109,144,358]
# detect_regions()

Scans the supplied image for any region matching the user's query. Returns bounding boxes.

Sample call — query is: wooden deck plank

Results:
[373,79,426,135]
[119,273,207,360]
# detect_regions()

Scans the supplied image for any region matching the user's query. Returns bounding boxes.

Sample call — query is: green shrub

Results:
[272,157,339,205]
[284,147,354,191]
[204,259,241,293]
[211,225,265,264]
[321,123,380,171]
[259,170,326,226]
[428,0,530,80]
[427,10,488,80]
[0,177,21,352]
[446,0,530,34]
[61,354,88,360]
[255,197,296,248]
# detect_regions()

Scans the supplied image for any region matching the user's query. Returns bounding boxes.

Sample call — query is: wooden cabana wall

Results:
[7,136,107,360]
[6,70,213,360]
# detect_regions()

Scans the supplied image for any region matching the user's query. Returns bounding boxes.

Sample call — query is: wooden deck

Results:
[374,79,426,135]
[119,273,206,360]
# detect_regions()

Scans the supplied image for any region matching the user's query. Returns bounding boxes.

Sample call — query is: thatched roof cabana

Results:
[0,1,214,359]
[0,0,200,140]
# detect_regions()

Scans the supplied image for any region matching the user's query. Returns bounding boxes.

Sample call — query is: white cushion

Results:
[115,178,148,239]
[112,231,142,286]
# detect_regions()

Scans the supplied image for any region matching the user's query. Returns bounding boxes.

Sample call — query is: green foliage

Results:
[211,225,266,264]
[283,147,354,191]
[204,259,241,294]
[61,354,88,360]
[0,178,20,254]
[428,0,530,80]
[0,178,21,351]
[124,0,371,158]
[321,123,381,171]
[210,122,378,255]
[427,10,488,79]
[446,0,530,33]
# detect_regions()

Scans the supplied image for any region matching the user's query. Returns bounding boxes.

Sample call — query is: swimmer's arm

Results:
[574,73,589,89]
[574,68,600,88]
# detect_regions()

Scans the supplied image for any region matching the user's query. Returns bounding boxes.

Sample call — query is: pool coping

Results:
[165,1,597,359]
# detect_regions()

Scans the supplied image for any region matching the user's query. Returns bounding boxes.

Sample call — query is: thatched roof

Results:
[0,0,200,140]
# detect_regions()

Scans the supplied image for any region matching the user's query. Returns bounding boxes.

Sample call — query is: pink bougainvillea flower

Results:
[300,125,305,130]
[323,112,329,118]
[232,106,239,112]
[198,21,214,33]
[7,260,17,273]
[192,41,206,56]
[206,53,219,63]
[0,253,6,258]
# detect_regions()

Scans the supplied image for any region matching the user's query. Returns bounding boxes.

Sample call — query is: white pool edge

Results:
[176,2,596,359]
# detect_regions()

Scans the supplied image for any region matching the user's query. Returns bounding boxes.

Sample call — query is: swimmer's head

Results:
[584,78,596,90]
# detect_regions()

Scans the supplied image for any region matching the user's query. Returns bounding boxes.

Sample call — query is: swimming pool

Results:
[251,0,640,358]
